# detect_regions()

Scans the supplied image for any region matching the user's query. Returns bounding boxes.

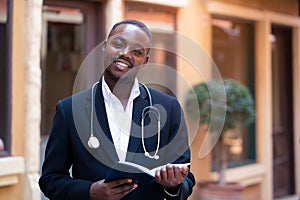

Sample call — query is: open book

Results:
[104,161,191,187]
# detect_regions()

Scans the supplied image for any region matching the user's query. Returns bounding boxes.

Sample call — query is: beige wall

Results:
[176,1,215,199]
[177,0,212,180]
[178,0,299,199]
[0,175,24,200]
[0,0,26,199]
[214,0,298,16]
[11,0,26,157]
[0,0,42,199]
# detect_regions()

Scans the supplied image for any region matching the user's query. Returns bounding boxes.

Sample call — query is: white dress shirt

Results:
[102,77,140,162]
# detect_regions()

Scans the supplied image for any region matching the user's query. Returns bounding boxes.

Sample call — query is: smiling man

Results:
[39,19,195,200]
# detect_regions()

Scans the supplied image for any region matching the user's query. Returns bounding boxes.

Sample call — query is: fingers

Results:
[91,179,137,200]
[109,178,133,188]
[112,181,137,198]
[155,164,189,188]
[180,166,189,177]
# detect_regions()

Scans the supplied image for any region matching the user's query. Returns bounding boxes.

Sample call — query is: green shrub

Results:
[186,79,255,132]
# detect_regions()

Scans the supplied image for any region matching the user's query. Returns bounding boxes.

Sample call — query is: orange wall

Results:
[0,175,24,200]
[11,0,25,157]
[0,0,26,199]
[216,0,299,16]
[177,0,264,199]
[214,0,299,16]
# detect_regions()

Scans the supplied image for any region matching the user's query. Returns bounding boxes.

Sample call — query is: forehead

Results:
[108,24,151,47]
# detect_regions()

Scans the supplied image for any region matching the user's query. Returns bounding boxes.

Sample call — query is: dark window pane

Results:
[0,0,11,156]
[212,18,256,169]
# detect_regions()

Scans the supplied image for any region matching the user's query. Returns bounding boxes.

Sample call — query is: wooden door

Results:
[271,25,295,198]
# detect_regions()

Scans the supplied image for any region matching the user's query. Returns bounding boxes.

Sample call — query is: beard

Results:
[104,64,139,85]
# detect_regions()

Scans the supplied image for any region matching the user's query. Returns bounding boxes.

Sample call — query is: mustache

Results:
[111,55,133,68]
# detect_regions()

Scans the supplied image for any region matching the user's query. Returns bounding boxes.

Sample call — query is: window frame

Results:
[207,1,300,198]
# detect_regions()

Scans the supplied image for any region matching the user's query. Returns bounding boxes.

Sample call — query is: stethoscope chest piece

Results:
[87,82,161,159]
[88,136,100,149]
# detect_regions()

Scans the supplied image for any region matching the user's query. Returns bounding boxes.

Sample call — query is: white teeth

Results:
[116,62,128,68]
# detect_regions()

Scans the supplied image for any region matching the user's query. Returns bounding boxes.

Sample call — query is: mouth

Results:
[114,59,132,71]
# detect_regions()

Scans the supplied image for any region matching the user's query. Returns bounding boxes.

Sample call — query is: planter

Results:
[198,181,244,200]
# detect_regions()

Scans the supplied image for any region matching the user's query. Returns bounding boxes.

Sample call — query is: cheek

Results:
[135,57,147,66]
[103,50,115,67]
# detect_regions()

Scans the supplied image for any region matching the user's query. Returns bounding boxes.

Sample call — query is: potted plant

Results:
[185,79,255,199]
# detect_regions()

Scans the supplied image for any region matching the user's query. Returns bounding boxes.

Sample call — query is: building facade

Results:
[0,0,299,199]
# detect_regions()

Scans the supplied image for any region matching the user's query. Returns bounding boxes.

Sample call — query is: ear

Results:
[143,54,149,64]
[102,41,107,51]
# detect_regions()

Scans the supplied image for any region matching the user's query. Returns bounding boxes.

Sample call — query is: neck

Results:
[103,74,135,102]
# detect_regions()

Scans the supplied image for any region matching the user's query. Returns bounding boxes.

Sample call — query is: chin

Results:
[105,66,138,83]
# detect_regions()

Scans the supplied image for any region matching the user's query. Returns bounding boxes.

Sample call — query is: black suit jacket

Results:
[39,81,195,200]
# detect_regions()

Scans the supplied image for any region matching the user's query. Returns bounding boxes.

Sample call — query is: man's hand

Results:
[90,178,137,200]
[154,164,189,191]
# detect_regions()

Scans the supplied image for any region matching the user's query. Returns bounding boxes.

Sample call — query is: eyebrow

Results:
[110,36,148,50]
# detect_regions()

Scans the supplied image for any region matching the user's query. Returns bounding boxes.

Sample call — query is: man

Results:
[39,19,195,200]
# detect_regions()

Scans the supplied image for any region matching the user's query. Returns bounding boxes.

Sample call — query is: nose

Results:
[118,46,131,57]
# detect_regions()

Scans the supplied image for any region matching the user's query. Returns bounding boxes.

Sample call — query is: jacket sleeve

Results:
[39,101,93,200]
[163,98,195,200]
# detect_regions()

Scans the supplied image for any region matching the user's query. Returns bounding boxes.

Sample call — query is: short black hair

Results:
[108,19,152,41]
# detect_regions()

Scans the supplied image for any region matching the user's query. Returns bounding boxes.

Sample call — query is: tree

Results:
[186,79,255,184]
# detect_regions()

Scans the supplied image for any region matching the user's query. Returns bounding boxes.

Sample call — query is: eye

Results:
[132,48,144,56]
[111,40,124,49]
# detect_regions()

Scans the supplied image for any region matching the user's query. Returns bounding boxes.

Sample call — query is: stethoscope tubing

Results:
[88,81,161,160]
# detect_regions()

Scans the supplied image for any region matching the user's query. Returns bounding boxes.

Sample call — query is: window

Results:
[211,17,256,168]
[0,0,11,157]
[125,2,177,96]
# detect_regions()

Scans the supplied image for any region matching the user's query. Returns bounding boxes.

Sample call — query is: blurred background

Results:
[0,0,299,199]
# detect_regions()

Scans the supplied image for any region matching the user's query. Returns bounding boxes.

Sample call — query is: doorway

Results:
[41,1,104,136]
[271,25,295,198]
[40,2,104,199]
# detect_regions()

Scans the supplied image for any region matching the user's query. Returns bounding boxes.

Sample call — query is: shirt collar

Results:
[102,76,140,102]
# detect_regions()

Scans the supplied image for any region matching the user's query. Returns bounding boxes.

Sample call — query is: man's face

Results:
[103,24,150,81]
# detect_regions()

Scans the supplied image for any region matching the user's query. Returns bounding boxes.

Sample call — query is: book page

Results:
[118,161,191,177]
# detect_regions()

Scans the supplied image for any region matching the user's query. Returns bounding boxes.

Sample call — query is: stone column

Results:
[24,0,43,199]
[105,0,123,35]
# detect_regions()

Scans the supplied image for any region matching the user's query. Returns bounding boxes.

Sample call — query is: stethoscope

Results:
[87,82,161,160]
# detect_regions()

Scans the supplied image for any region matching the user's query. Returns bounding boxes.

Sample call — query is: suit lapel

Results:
[83,81,150,163]
[126,85,149,162]
[84,81,119,163]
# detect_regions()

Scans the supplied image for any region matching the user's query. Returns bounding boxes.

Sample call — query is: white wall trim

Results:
[209,164,265,187]
[207,1,264,21]
[0,157,24,177]
[266,11,300,26]
[125,0,189,8]
[43,10,83,24]
[0,157,25,187]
